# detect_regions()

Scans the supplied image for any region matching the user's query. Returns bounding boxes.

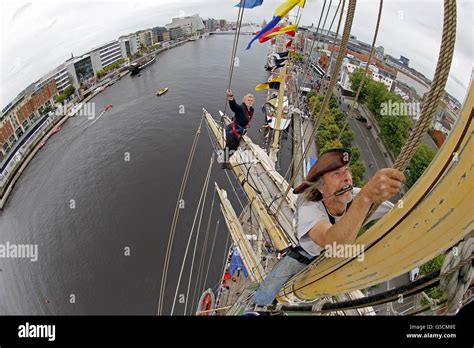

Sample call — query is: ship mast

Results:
[269,64,287,162]
[269,16,290,163]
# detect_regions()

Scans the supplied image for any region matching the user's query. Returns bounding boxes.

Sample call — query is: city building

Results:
[89,40,124,71]
[365,63,396,91]
[64,40,127,89]
[375,45,384,60]
[151,27,168,42]
[433,97,458,136]
[338,57,396,95]
[203,18,218,32]
[169,27,183,40]
[0,80,57,159]
[138,30,154,47]
[119,34,141,57]
[399,55,410,67]
[36,63,71,94]
[384,54,414,72]
[66,55,96,89]
[166,14,204,36]
[318,51,331,72]
[338,58,360,94]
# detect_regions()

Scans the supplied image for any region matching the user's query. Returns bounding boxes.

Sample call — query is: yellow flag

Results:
[274,0,306,18]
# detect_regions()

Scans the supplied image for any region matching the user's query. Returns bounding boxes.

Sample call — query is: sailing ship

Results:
[158,0,473,317]
[130,56,156,76]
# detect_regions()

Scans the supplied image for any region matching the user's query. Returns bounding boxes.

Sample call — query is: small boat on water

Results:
[105,104,113,111]
[51,127,61,135]
[37,141,47,150]
[156,88,169,96]
[131,56,156,76]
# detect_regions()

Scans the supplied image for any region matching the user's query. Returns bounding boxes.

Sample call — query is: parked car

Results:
[356,115,368,123]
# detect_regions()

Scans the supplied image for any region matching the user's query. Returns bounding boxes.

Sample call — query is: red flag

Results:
[258,26,283,43]
[263,30,295,42]
[286,39,293,47]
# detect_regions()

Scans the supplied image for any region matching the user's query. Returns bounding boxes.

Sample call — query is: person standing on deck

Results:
[221,89,255,169]
[252,148,405,306]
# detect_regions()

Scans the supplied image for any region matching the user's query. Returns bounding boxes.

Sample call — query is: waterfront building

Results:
[152,27,168,43]
[169,27,184,40]
[138,30,154,47]
[166,14,204,36]
[0,80,57,160]
[36,64,71,94]
[119,34,141,57]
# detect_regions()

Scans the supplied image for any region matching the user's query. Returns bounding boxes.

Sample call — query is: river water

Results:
[0,35,290,315]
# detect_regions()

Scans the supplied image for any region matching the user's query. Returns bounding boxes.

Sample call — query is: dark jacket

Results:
[229,98,254,135]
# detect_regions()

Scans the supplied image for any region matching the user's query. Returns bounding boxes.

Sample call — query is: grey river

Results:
[0,35,293,315]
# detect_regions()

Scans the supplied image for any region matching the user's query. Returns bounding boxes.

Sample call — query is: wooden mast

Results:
[270,64,287,163]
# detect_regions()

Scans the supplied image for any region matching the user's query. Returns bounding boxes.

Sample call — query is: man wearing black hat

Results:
[252,148,405,306]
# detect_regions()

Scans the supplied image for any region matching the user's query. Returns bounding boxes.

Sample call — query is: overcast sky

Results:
[1,0,472,108]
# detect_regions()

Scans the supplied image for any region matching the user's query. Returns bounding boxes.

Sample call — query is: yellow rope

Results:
[276,0,358,214]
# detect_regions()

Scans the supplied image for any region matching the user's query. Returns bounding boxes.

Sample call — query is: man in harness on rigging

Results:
[221,89,255,170]
[252,148,405,306]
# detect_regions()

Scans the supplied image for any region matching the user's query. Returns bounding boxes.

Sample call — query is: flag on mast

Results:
[234,0,264,8]
[255,76,283,91]
[246,0,306,49]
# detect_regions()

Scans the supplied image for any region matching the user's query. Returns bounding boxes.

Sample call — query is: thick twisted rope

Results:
[316,0,344,96]
[283,0,347,182]
[297,0,328,93]
[276,0,358,214]
[364,0,456,222]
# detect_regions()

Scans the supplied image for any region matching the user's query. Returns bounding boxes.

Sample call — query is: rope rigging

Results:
[296,0,328,94]
[184,157,212,314]
[201,219,220,296]
[316,0,344,96]
[269,1,459,308]
[186,0,468,319]
[170,154,214,315]
[222,1,246,127]
[275,0,358,215]
[157,115,204,315]
[337,0,384,141]
[363,0,456,223]
[191,187,217,312]
[283,0,346,183]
